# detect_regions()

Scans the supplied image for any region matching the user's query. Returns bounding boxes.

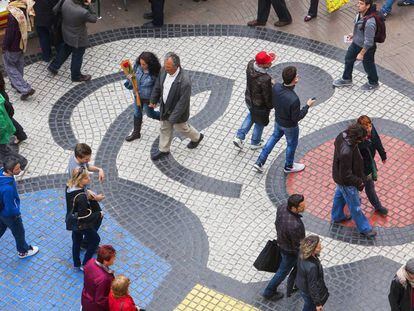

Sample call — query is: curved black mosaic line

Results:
[265,118,414,246]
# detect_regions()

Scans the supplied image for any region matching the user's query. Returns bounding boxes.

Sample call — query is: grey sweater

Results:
[352,13,376,49]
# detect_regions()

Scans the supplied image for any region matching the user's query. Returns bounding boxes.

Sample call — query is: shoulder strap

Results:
[73,192,92,219]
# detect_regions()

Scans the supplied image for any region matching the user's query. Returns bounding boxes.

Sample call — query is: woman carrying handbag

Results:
[66,167,104,270]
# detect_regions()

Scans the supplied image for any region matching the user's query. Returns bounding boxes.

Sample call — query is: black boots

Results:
[125,116,142,142]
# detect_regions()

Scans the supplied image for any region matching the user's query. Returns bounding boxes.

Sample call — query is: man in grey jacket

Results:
[333,0,379,91]
[48,0,98,82]
[149,52,204,161]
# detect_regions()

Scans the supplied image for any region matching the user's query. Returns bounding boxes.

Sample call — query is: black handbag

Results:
[253,240,281,273]
[65,192,91,231]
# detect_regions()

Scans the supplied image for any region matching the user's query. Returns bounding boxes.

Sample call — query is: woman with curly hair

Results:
[124,52,161,142]
[296,235,329,311]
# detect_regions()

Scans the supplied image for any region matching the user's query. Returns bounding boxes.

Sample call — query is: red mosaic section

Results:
[286,136,414,228]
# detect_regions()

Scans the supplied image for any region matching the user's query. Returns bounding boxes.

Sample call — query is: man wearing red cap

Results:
[233,51,276,151]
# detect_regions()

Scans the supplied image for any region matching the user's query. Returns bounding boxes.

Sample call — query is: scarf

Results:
[396,265,414,288]
[253,62,269,74]
[7,0,35,52]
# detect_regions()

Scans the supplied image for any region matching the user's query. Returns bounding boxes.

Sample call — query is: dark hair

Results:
[282,66,297,85]
[74,143,92,158]
[137,52,161,77]
[346,123,367,145]
[3,158,20,173]
[97,245,116,264]
[287,194,305,209]
[360,0,376,14]
[0,72,5,93]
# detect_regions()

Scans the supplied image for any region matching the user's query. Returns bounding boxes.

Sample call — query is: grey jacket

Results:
[352,13,376,49]
[150,68,191,124]
[54,0,97,48]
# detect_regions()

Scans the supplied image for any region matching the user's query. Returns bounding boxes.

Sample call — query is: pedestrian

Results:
[2,0,36,100]
[295,235,329,311]
[67,143,105,182]
[124,52,161,142]
[82,245,116,311]
[143,0,165,28]
[388,258,414,311]
[331,123,377,238]
[253,66,315,173]
[48,0,98,82]
[262,194,306,301]
[357,115,388,215]
[66,167,103,270]
[381,0,414,18]
[233,51,275,151]
[0,158,39,259]
[149,52,204,161]
[304,0,319,22]
[333,0,381,91]
[0,72,27,145]
[247,0,292,27]
[33,0,59,62]
[109,275,145,311]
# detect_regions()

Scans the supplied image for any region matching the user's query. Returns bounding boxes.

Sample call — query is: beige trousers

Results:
[159,120,201,152]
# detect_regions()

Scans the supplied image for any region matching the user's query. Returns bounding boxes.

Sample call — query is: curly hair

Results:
[136,52,161,77]
[299,235,320,260]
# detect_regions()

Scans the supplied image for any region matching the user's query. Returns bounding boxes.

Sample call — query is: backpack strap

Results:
[72,192,92,219]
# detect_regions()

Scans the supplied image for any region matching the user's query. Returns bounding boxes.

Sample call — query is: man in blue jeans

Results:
[0,158,39,258]
[262,194,306,301]
[331,123,377,238]
[381,0,414,18]
[333,0,379,91]
[254,66,315,173]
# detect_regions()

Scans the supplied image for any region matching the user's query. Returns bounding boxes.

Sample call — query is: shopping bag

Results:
[326,0,349,13]
[253,240,281,273]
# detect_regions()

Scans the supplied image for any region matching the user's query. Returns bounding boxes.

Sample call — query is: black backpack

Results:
[362,11,386,43]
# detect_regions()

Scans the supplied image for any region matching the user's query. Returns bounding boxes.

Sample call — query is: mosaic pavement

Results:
[1,25,414,310]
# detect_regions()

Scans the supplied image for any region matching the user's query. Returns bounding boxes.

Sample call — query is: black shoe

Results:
[286,286,299,298]
[262,291,284,301]
[332,215,352,224]
[361,230,377,238]
[143,21,162,28]
[125,116,142,142]
[20,89,35,101]
[47,66,58,76]
[125,131,141,142]
[187,133,204,149]
[72,74,92,82]
[151,150,170,161]
[143,12,153,19]
[375,207,388,216]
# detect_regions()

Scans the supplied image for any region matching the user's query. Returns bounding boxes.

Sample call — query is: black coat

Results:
[358,125,387,176]
[65,188,100,231]
[34,0,60,27]
[245,60,273,126]
[150,68,191,124]
[332,132,365,189]
[389,275,413,311]
[296,256,329,306]
[275,205,305,254]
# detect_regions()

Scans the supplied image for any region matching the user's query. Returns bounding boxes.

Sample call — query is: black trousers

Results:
[11,118,27,141]
[257,0,292,23]
[308,0,319,16]
[151,0,165,26]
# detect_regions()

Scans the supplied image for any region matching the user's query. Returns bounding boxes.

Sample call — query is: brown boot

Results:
[274,20,292,27]
[125,116,142,142]
[247,19,266,27]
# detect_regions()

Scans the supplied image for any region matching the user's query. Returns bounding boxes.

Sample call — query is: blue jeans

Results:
[300,291,316,311]
[263,251,298,298]
[331,184,372,233]
[343,42,378,85]
[0,214,30,253]
[72,228,100,267]
[257,123,299,167]
[236,112,264,145]
[49,43,86,80]
[133,102,161,120]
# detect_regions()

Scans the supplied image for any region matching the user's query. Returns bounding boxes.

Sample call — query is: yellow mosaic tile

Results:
[174,284,259,311]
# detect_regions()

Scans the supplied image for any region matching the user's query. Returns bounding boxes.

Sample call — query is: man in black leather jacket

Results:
[262,194,306,301]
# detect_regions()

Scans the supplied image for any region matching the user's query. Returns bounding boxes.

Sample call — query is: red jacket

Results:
[108,291,138,311]
[81,259,115,311]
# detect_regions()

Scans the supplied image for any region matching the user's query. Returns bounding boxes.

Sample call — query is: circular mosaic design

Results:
[286,136,414,228]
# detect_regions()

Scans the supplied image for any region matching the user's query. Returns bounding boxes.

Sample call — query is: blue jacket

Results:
[0,168,21,217]
[124,64,156,100]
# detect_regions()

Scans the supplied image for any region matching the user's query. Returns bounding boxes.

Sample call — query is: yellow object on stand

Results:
[326,0,349,13]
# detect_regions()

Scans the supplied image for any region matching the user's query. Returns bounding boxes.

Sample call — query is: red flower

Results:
[121,60,131,69]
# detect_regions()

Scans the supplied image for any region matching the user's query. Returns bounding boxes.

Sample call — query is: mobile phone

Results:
[311,97,317,100]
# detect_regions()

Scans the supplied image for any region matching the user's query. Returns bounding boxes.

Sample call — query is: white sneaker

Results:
[253,162,264,173]
[284,163,306,173]
[250,141,264,150]
[233,137,244,149]
[18,246,39,259]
